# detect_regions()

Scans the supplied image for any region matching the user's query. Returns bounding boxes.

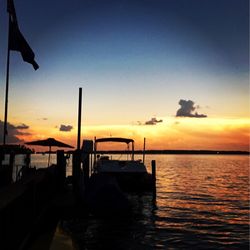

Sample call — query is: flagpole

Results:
[3,0,39,144]
[3,16,11,145]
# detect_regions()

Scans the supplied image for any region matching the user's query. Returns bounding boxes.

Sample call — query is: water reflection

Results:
[45,154,250,249]
[150,155,249,249]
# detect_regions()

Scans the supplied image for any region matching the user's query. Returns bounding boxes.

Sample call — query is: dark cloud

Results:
[15,123,29,129]
[0,120,31,143]
[145,117,163,125]
[176,99,207,118]
[59,124,73,132]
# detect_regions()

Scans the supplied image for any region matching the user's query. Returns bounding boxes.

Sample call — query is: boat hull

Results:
[95,172,154,192]
[85,173,131,216]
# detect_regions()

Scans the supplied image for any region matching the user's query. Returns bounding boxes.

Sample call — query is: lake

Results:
[35,154,247,250]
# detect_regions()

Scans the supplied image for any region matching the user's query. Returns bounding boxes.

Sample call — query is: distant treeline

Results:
[95,150,249,155]
[36,149,249,155]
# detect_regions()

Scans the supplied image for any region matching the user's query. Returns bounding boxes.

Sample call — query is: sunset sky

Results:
[0,0,249,151]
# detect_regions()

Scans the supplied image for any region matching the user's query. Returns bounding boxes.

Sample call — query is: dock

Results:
[0,145,157,249]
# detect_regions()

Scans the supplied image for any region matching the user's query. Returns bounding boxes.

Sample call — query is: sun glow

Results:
[19,116,249,152]
[87,117,250,150]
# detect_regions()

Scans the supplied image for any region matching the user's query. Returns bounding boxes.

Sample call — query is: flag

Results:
[7,0,39,70]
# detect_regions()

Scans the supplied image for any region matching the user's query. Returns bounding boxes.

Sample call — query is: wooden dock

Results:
[0,149,78,250]
[0,147,157,249]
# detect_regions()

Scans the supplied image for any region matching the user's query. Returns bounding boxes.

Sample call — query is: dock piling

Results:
[56,150,66,189]
[151,160,156,201]
[72,150,81,194]
[77,87,82,151]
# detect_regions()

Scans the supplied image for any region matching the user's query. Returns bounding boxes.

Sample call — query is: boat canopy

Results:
[95,137,134,144]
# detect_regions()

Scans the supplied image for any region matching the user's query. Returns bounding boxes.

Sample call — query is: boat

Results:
[92,137,154,192]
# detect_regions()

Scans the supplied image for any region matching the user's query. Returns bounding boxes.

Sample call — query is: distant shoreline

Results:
[36,150,250,155]
[141,150,249,155]
[97,150,250,155]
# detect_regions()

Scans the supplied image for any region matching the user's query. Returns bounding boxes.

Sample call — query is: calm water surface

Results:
[28,154,250,249]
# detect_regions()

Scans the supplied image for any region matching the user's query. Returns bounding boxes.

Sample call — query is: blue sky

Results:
[0,0,249,133]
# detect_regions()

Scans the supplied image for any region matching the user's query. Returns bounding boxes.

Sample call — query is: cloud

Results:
[59,124,73,132]
[145,117,163,125]
[37,117,48,121]
[15,123,29,129]
[176,99,207,118]
[0,120,31,143]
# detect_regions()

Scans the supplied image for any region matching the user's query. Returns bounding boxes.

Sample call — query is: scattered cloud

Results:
[0,120,31,143]
[137,117,163,125]
[176,99,207,118]
[15,123,29,129]
[59,124,73,132]
[37,117,48,121]
[145,117,163,125]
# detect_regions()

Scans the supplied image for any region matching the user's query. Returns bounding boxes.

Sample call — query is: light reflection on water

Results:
[146,155,249,249]
[34,154,250,249]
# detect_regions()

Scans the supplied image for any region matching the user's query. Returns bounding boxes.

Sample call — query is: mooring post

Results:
[83,153,90,184]
[151,160,156,201]
[77,87,82,151]
[57,150,66,189]
[143,137,146,164]
[9,151,15,183]
[72,150,81,196]
[82,140,93,185]
[0,150,4,167]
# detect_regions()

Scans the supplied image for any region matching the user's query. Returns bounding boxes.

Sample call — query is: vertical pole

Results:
[77,87,82,150]
[57,150,66,189]
[93,137,96,168]
[72,150,80,196]
[83,153,90,183]
[3,17,11,145]
[9,151,15,184]
[131,141,134,161]
[90,153,93,175]
[0,150,4,166]
[48,146,51,167]
[151,160,156,201]
[143,137,146,164]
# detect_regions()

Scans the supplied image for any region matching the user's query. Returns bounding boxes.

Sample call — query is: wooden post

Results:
[9,152,15,184]
[0,150,4,167]
[72,150,81,195]
[143,137,146,164]
[56,150,66,189]
[77,87,82,150]
[151,160,156,201]
[82,140,93,184]
[82,153,89,184]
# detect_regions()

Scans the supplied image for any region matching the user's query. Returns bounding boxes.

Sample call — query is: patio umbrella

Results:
[25,138,74,166]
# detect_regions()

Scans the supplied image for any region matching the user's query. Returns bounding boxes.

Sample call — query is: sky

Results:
[0,0,249,151]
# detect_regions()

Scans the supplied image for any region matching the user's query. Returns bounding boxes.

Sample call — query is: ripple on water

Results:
[60,155,249,249]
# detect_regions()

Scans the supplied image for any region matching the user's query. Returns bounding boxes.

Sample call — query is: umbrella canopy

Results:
[25,138,74,149]
[25,138,74,166]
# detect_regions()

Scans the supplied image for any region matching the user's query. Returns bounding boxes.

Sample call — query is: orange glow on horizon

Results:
[18,117,250,152]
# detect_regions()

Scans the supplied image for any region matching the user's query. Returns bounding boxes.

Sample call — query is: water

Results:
[15,154,250,249]
[54,154,249,250]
